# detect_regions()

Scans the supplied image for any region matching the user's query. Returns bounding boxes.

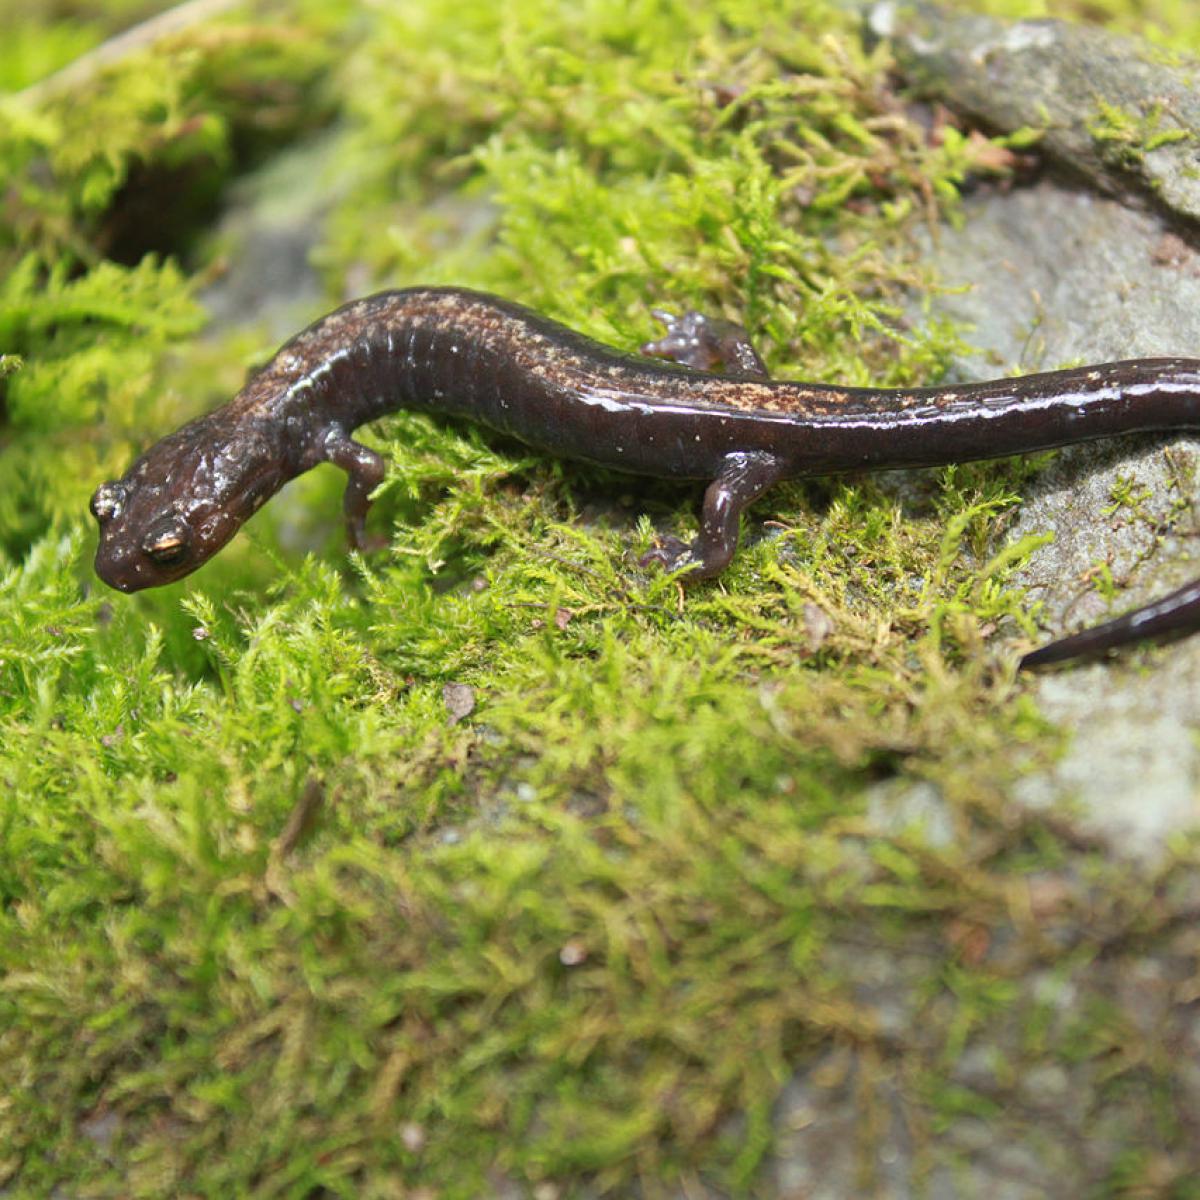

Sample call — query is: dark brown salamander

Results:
[89,286,1200,668]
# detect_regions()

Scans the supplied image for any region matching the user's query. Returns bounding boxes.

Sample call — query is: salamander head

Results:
[91,479,203,592]
[90,415,285,592]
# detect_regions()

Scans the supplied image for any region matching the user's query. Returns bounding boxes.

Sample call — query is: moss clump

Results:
[2,1,1199,1197]
[1087,96,1194,171]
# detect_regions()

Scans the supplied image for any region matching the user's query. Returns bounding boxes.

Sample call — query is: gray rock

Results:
[917,179,1200,858]
[865,1,1200,226]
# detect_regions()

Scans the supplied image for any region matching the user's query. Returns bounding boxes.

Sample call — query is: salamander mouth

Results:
[93,535,163,593]
[106,574,139,594]
[93,549,144,592]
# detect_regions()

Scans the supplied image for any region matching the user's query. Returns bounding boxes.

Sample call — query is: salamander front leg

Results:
[641,451,787,581]
[322,428,389,552]
[639,308,783,579]
[640,309,770,378]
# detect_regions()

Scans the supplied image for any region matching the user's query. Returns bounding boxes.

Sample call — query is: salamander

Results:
[88,286,1200,668]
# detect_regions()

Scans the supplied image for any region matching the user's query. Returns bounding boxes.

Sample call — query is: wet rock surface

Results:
[917,178,1200,856]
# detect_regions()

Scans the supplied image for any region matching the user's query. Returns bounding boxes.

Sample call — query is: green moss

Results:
[1087,96,1193,169]
[2,1,1199,1196]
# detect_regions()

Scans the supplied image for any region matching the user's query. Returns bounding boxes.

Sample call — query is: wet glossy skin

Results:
[90,286,1200,667]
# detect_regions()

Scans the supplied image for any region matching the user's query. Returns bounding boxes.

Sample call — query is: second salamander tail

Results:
[1020,576,1200,669]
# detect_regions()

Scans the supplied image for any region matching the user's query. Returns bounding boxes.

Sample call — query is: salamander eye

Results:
[90,482,127,523]
[142,519,191,567]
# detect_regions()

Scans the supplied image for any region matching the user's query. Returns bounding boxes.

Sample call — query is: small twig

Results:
[505,598,670,617]
[1016,289,1047,372]
[273,775,326,859]
[15,0,245,105]
[528,548,607,582]
[527,546,663,607]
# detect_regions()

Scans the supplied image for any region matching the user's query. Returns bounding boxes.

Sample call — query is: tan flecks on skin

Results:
[220,287,1200,434]
[339,291,883,419]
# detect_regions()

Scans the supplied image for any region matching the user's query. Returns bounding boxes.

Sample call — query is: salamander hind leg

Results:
[321,428,389,552]
[641,451,787,581]
[641,309,770,378]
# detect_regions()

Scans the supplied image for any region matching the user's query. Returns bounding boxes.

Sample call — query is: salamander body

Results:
[89,287,1200,667]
